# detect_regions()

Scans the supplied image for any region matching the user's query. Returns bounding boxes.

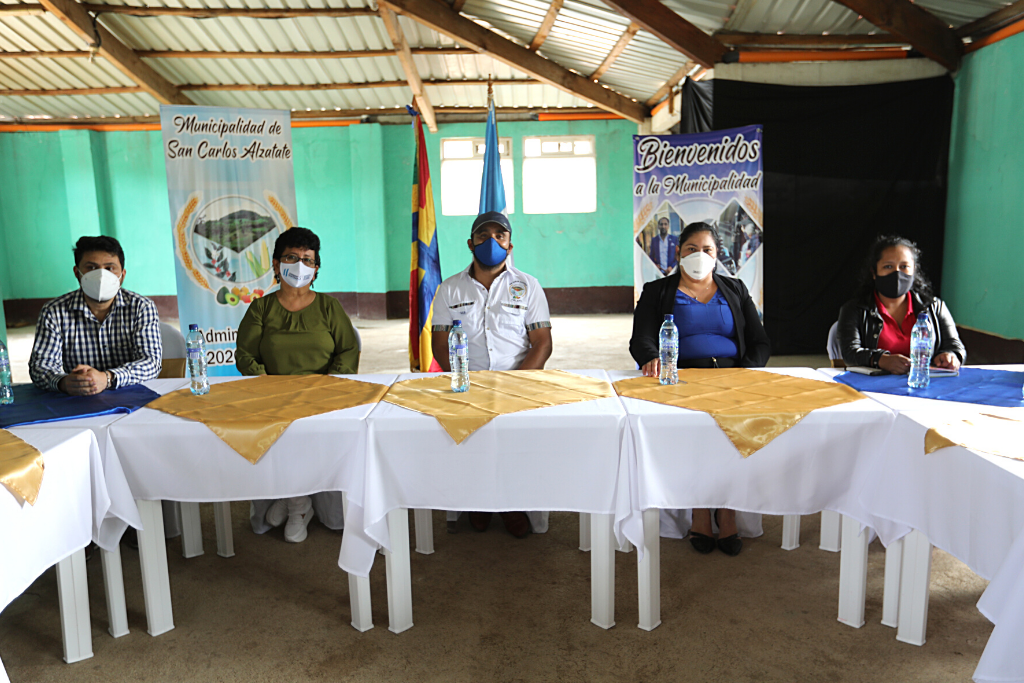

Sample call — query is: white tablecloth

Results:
[106,375,396,506]
[0,429,107,613]
[14,412,143,550]
[862,407,1024,683]
[339,369,641,577]
[611,368,899,528]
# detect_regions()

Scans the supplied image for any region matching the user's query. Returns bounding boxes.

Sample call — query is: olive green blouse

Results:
[235,293,359,376]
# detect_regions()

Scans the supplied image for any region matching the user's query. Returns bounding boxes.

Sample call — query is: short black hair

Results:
[74,236,125,269]
[857,234,933,303]
[273,227,321,267]
[678,221,719,247]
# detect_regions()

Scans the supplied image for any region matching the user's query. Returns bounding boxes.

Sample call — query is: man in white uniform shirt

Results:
[431,211,553,538]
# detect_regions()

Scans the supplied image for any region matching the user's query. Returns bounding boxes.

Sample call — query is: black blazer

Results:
[837,290,966,368]
[629,271,771,368]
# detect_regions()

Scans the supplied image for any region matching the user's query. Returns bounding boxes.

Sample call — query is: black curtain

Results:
[712,76,954,355]
[676,77,713,134]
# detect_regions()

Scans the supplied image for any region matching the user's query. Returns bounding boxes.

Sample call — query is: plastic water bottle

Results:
[185,324,209,396]
[449,320,469,393]
[908,312,933,389]
[659,314,678,385]
[0,340,13,405]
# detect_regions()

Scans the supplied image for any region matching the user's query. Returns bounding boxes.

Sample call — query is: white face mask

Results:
[79,268,122,302]
[280,262,315,288]
[679,251,716,280]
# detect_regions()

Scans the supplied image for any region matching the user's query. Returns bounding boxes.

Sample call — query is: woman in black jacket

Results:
[837,235,965,373]
[629,222,771,556]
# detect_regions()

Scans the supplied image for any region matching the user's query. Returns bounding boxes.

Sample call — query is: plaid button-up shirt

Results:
[29,288,163,391]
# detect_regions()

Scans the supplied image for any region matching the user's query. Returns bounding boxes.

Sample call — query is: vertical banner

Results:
[160,105,296,375]
[633,125,764,314]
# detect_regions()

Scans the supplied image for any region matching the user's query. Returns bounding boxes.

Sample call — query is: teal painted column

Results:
[59,130,112,241]
[349,124,388,294]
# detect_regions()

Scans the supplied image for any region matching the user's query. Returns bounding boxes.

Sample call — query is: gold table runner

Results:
[383,370,614,444]
[0,429,44,505]
[925,413,1024,462]
[615,369,866,457]
[148,374,389,464]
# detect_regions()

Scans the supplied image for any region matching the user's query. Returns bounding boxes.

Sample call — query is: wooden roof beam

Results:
[3,2,377,17]
[36,0,192,105]
[1,48,477,59]
[716,31,906,47]
[830,0,962,70]
[529,0,563,51]
[600,0,728,68]
[957,0,1024,38]
[589,22,639,80]
[644,61,692,107]
[379,3,437,133]
[384,0,648,122]
[0,79,538,97]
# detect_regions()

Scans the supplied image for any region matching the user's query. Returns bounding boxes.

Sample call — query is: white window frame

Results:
[439,136,515,216]
[522,134,597,215]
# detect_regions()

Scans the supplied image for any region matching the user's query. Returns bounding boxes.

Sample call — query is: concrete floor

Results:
[5,314,829,382]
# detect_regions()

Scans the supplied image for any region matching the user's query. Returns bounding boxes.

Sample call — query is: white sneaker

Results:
[265,499,289,528]
[284,496,314,543]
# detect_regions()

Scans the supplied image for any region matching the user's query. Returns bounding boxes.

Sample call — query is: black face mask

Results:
[875,270,914,299]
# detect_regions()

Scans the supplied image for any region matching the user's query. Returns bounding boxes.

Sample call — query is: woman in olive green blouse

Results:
[236,227,360,543]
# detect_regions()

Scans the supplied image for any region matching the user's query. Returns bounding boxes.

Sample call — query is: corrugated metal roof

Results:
[0,0,1015,120]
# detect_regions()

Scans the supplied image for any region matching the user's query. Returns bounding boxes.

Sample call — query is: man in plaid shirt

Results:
[30,236,162,394]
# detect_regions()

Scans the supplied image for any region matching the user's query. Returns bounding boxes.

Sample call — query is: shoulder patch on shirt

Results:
[508,280,527,302]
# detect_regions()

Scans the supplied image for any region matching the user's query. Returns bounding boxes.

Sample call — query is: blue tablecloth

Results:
[0,383,161,428]
[835,367,1024,408]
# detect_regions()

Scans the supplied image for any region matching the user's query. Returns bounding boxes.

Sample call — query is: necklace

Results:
[680,278,713,300]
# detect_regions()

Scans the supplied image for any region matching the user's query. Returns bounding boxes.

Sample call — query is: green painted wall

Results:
[382,118,636,291]
[944,32,1024,339]
[0,118,634,311]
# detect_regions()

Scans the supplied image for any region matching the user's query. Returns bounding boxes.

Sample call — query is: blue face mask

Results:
[473,237,508,267]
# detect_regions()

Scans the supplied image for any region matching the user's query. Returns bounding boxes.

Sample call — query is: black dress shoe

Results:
[500,511,531,538]
[713,509,741,556]
[688,531,715,554]
[716,535,742,556]
[468,511,492,532]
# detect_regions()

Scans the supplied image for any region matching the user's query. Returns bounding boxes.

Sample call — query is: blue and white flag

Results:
[478,97,507,215]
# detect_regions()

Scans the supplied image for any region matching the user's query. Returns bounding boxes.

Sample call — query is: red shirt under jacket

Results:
[874,292,915,357]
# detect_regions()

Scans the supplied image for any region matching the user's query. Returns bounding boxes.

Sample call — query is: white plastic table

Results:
[861,406,1024,683]
[339,369,642,633]
[1,428,137,675]
[106,374,397,635]
[610,367,899,631]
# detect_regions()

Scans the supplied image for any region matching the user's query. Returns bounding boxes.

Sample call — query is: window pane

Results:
[440,158,516,216]
[523,157,596,214]
[541,140,560,154]
[573,140,593,155]
[524,138,541,157]
[559,141,573,153]
[443,139,473,159]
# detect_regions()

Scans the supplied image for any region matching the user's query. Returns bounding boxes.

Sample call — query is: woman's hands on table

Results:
[642,359,660,378]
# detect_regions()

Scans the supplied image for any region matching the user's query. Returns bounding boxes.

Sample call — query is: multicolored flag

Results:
[408,108,443,373]
[478,90,507,215]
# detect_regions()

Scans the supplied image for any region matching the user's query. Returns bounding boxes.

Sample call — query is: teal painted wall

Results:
[944,32,1024,339]
[0,118,634,310]
[382,118,636,291]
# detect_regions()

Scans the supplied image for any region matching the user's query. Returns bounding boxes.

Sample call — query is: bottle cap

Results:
[453,319,461,326]
[189,324,199,331]
[664,314,674,321]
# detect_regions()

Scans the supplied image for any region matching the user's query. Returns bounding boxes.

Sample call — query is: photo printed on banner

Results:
[632,125,764,314]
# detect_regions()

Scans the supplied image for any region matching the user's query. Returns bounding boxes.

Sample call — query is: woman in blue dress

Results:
[629,221,771,556]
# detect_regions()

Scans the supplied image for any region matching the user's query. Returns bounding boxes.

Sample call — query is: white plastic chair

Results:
[780,321,844,552]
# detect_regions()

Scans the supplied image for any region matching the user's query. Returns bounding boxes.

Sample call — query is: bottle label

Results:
[0,358,9,370]
[187,349,202,360]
